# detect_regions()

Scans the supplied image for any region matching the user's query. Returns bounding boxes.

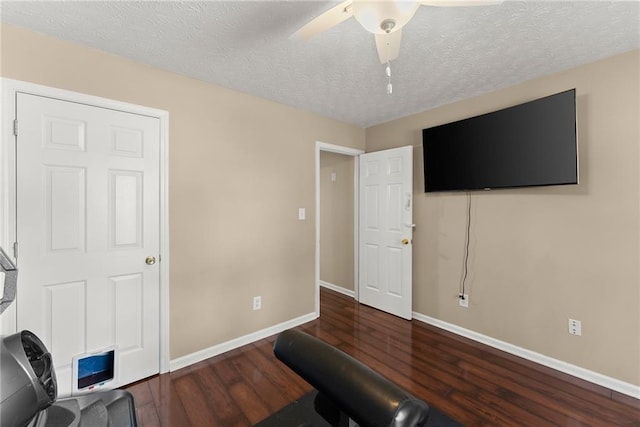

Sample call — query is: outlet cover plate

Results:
[458,294,469,308]
[568,318,581,336]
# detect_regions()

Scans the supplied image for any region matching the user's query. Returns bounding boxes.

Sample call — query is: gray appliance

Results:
[0,246,17,315]
[0,330,137,427]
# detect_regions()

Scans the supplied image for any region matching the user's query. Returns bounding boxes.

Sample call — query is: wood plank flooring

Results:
[126,288,640,426]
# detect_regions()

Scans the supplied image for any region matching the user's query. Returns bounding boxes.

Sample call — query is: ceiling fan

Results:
[291,0,502,65]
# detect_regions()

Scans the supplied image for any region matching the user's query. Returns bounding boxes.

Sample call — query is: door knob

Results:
[145,256,156,265]
[401,238,409,245]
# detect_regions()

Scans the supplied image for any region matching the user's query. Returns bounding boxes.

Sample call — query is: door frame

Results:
[315,142,364,315]
[0,78,171,374]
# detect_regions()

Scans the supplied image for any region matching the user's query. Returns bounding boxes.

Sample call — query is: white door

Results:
[359,146,413,320]
[15,93,160,396]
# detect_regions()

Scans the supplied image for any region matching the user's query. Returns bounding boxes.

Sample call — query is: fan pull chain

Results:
[386,60,392,95]
[385,37,392,95]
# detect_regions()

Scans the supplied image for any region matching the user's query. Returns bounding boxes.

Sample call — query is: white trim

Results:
[319,280,355,298]
[412,311,640,399]
[317,141,364,155]
[169,312,318,372]
[158,105,171,374]
[0,78,171,374]
[315,141,363,315]
[0,79,18,335]
[352,154,360,301]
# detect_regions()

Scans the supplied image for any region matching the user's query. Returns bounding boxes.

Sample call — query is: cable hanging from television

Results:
[460,192,472,300]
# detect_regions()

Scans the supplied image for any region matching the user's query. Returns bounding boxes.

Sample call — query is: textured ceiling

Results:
[1,1,639,128]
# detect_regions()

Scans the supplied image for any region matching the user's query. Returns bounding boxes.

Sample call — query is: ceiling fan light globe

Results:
[353,0,420,35]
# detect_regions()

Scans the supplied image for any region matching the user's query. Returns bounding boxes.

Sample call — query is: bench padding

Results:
[274,329,430,427]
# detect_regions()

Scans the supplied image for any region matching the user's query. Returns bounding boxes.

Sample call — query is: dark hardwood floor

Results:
[126,288,640,426]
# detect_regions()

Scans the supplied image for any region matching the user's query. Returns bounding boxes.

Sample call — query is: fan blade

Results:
[375,30,402,64]
[420,0,502,6]
[290,0,354,40]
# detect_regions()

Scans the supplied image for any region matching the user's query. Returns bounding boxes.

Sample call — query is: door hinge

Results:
[13,242,18,259]
[13,119,18,136]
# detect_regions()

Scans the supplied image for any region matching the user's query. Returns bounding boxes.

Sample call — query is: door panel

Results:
[112,273,144,357]
[109,170,143,248]
[16,93,160,396]
[45,281,86,363]
[359,146,413,319]
[46,166,86,252]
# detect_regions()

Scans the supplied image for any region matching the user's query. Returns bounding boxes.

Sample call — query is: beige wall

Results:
[3,22,638,387]
[366,50,640,386]
[320,152,355,291]
[1,23,365,359]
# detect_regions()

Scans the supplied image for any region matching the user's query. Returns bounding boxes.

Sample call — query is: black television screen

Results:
[423,89,578,192]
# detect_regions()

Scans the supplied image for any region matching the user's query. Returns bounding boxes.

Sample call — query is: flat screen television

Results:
[422,89,578,192]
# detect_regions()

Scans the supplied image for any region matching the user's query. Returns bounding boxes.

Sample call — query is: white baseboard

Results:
[319,280,355,298]
[412,311,640,400]
[170,312,318,372]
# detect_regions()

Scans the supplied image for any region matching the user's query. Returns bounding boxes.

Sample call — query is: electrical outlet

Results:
[568,318,582,336]
[253,296,262,311]
[458,294,469,308]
